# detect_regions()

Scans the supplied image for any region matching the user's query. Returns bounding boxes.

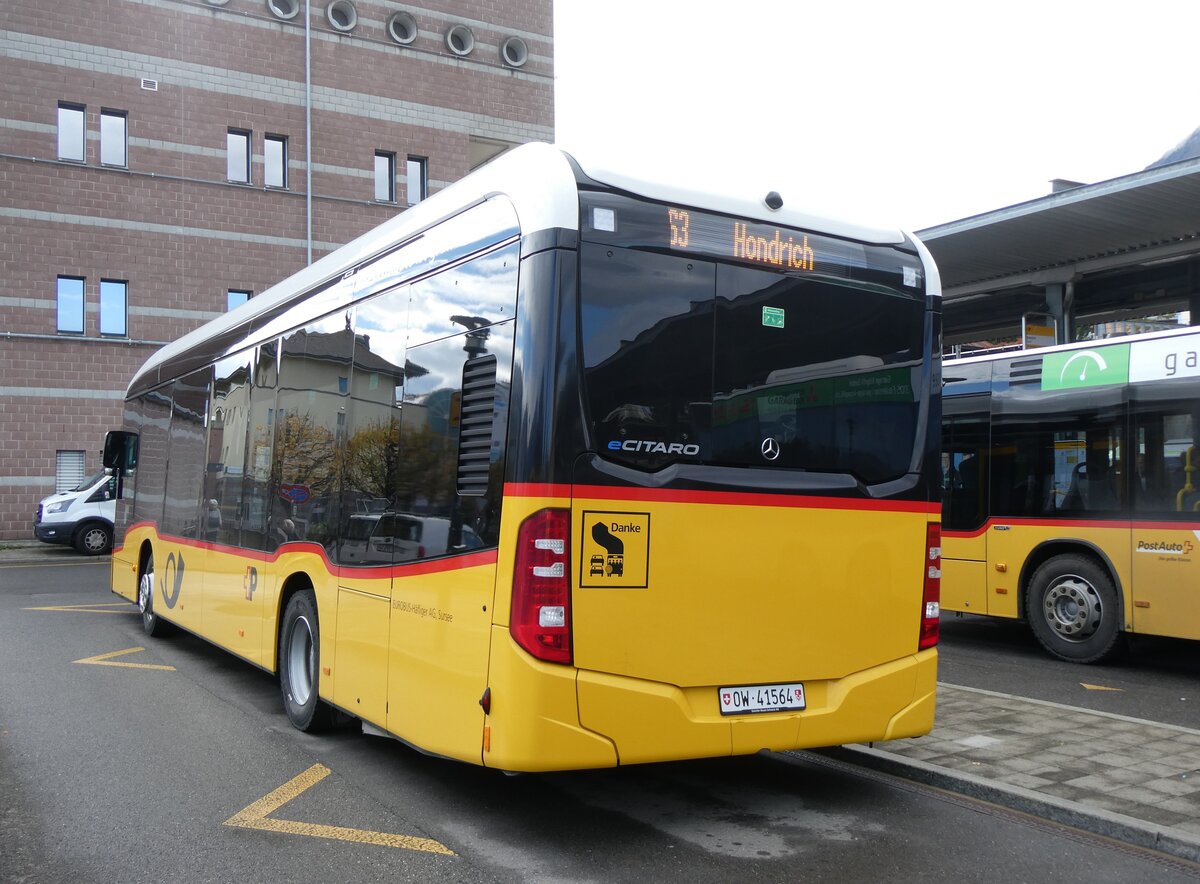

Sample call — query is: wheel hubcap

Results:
[139,572,154,614]
[85,529,107,552]
[1043,576,1102,642]
[287,615,315,705]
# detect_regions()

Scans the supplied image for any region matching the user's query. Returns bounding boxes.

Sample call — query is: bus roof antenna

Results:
[764,191,783,211]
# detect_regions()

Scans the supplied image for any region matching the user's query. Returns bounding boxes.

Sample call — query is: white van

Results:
[33,469,117,555]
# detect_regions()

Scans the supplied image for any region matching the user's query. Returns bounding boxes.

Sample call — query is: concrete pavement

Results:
[3,538,1198,863]
[832,682,1200,863]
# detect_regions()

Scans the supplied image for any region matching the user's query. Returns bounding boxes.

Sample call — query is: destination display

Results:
[580,192,923,290]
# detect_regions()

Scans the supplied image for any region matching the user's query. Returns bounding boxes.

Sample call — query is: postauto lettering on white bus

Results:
[33,469,117,555]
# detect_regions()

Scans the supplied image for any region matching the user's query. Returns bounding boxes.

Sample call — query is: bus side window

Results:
[1133,406,1197,514]
[943,413,988,531]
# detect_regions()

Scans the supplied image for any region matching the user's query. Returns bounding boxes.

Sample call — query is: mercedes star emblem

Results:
[761,437,781,461]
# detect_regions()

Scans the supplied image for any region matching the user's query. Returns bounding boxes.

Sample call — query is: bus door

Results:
[1129,398,1200,640]
[941,402,990,615]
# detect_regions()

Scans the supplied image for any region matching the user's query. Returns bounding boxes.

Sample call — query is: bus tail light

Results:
[511,508,572,664]
[919,522,941,650]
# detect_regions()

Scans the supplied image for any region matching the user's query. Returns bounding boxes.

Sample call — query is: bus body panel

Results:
[335,586,390,726]
[1130,523,1200,640]
[111,526,143,603]
[202,543,268,667]
[940,528,988,615]
[943,520,1200,638]
[383,554,496,763]
[484,626,619,771]
[575,650,935,766]
[570,488,936,686]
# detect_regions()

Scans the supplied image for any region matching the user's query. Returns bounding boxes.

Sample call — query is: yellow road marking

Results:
[1080,683,1124,692]
[224,763,454,855]
[0,560,108,569]
[24,602,132,614]
[74,646,176,671]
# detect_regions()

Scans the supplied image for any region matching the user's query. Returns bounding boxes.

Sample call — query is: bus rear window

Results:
[580,243,925,484]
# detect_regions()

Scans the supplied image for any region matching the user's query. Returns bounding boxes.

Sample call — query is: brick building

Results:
[0,0,554,540]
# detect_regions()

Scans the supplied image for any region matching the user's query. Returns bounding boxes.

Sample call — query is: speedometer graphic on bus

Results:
[1059,350,1108,384]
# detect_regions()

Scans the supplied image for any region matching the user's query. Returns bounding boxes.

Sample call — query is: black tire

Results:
[74,522,112,555]
[1026,554,1123,663]
[279,590,332,732]
[137,551,170,637]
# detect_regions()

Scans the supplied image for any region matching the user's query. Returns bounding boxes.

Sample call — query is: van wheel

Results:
[75,522,112,555]
[279,590,332,732]
[1027,554,1123,663]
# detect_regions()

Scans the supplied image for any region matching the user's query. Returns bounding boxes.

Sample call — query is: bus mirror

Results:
[103,430,139,476]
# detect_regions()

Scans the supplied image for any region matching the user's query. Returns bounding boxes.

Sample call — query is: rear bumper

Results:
[576,649,938,765]
[482,633,937,771]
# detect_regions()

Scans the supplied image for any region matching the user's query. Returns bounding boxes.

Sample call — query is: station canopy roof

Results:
[917,155,1200,299]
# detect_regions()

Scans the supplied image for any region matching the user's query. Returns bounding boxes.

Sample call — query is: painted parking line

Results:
[24,602,132,615]
[224,763,455,855]
[75,646,176,671]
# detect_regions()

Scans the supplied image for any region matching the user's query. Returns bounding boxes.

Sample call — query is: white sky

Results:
[553,1,1200,232]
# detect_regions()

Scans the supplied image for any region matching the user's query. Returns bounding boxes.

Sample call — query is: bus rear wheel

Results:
[1027,554,1123,664]
[279,590,332,731]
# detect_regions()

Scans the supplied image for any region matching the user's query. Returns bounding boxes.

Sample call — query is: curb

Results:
[816,744,1200,865]
[0,545,108,566]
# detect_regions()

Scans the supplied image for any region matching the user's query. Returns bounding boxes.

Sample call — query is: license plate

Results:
[718,682,806,715]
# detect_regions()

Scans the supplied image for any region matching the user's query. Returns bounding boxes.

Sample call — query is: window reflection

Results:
[205,354,252,546]
[338,241,517,566]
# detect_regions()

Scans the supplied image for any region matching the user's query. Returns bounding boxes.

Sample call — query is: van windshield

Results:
[71,469,109,493]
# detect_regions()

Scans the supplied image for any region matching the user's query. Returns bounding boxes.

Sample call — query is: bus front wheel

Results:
[138,552,169,637]
[1027,554,1123,664]
[279,590,332,731]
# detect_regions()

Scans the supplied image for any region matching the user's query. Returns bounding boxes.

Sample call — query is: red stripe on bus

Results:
[503,482,573,499]
[506,482,938,514]
[115,523,497,577]
[940,515,1199,540]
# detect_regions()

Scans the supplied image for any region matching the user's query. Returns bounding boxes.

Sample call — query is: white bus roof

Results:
[130,143,924,394]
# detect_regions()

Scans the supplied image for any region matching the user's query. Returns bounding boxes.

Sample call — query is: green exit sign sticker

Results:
[762,306,785,329]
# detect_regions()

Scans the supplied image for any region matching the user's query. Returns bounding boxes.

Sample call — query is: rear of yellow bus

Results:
[483,185,942,771]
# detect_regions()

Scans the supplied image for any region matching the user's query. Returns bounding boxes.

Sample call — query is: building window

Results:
[227,289,251,310]
[57,103,85,162]
[265,135,287,188]
[100,109,127,167]
[56,450,87,493]
[56,276,85,334]
[406,156,427,204]
[227,129,251,183]
[99,279,127,336]
[374,151,395,202]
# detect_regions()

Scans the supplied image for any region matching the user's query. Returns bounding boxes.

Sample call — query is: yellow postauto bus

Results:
[104,143,943,771]
[941,326,1200,662]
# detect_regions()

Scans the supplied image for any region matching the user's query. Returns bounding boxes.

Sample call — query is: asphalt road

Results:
[938,611,1199,728]
[1,558,1197,883]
